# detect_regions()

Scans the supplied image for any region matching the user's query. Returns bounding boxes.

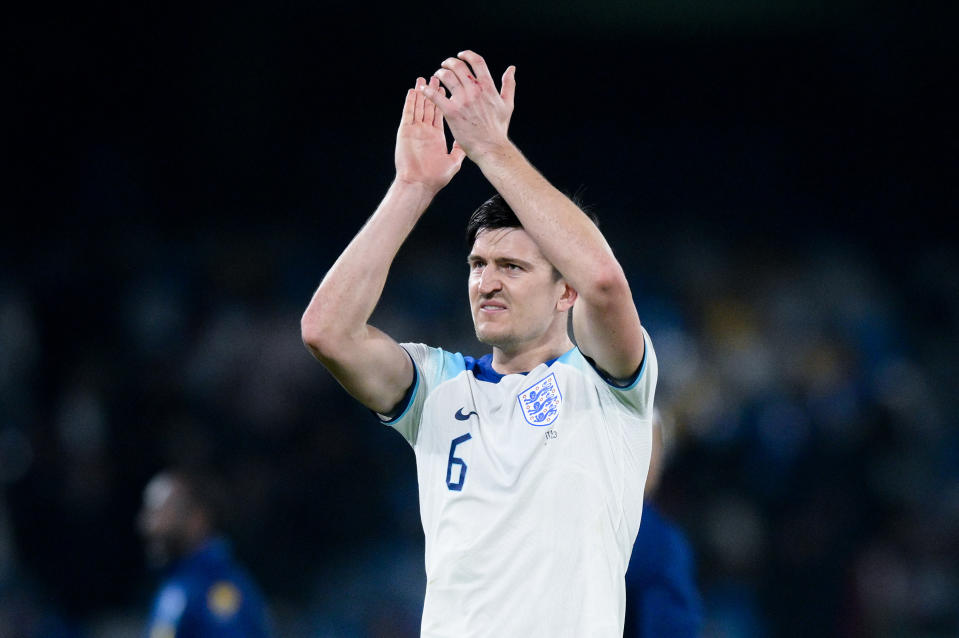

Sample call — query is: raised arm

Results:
[421,51,644,380]
[301,77,466,413]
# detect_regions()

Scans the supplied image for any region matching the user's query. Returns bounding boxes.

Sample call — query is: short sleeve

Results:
[378,343,466,446]
[564,327,658,420]
[610,327,658,418]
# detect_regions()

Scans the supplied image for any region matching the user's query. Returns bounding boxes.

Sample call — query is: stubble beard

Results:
[476,329,514,352]
[474,316,517,352]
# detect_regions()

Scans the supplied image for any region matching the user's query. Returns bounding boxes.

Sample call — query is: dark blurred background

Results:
[2,0,957,636]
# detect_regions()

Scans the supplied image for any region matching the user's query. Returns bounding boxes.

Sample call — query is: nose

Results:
[477,265,502,295]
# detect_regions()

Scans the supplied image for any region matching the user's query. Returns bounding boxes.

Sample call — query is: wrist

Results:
[391,176,442,199]
[388,177,442,213]
[470,139,518,167]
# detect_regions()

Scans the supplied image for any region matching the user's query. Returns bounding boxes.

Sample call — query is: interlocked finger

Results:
[456,50,495,89]
[433,67,464,98]
[440,57,479,91]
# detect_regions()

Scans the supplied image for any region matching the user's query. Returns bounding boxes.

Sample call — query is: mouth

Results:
[479,301,508,313]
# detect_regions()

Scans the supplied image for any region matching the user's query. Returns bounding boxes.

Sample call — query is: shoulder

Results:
[196,566,270,631]
[176,542,268,619]
[203,578,248,621]
[399,343,479,385]
[558,331,657,418]
[558,335,654,390]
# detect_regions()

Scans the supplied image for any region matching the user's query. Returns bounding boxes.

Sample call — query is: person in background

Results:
[138,469,273,638]
[625,408,704,637]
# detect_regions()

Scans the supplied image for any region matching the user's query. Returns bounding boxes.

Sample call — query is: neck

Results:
[490,336,574,375]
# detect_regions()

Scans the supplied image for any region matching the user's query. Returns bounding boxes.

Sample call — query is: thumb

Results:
[450,141,467,167]
[500,65,516,108]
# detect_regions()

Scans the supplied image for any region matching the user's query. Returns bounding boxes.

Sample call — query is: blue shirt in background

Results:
[146,538,272,638]
[625,502,704,638]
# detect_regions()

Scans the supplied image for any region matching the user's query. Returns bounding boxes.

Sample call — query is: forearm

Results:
[301,180,435,350]
[423,49,643,376]
[473,143,625,301]
[476,141,644,379]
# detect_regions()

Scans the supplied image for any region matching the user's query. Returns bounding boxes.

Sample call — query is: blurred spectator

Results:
[138,469,273,638]
[5,19,957,635]
[625,408,704,637]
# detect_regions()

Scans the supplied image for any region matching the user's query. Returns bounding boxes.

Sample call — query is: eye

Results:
[505,263,522,271]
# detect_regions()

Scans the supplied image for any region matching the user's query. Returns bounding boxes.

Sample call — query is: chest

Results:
[415,370,614,494]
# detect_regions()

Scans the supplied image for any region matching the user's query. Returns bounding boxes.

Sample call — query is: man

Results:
[138,470,272,638]
[624,410,703,637]
[301,50,657,636]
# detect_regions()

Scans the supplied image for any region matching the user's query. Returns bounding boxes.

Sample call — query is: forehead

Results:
[469,227,549,264]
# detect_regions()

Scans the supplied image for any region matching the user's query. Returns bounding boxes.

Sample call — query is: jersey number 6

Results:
[446,433,472,491]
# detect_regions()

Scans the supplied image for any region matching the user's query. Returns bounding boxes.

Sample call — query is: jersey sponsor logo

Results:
[518,373,562,426]
[207,581,242,619]
[454,407,478,421]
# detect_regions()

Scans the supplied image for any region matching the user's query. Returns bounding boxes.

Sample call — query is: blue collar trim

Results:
[463,349,572,384]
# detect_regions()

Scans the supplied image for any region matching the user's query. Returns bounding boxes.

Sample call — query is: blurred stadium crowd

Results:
[4,1,956,636]
[1,215,956,637]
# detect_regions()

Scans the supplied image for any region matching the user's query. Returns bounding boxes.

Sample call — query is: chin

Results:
[475,327,515,350]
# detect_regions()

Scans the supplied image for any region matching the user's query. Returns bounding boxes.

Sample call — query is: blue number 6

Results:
[446,433,472,491]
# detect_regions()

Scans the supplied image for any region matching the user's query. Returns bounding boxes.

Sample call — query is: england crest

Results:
[517,373,562,426]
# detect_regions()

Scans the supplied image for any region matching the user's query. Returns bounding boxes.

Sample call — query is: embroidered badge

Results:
[207,581,242,619]
[518,373,562,426]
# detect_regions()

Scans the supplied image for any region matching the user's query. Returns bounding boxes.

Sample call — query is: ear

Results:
[556,282,577,312]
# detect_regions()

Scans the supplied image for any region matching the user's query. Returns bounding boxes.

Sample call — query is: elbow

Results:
[588,260,630,304]
[300,314,321,353]
[300,304,341,359]
[300,314,325,357]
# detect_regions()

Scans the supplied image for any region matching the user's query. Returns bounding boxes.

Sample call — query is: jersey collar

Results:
[464,349,572,384]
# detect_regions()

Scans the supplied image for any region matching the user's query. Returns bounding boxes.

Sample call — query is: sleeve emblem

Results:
[207,581,242,619]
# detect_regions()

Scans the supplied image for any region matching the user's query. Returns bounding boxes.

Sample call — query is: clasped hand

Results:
[422,50,516,160]
[394,50,516,193]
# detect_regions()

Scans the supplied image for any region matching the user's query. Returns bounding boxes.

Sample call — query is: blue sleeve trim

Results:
[377,350,420,424]
[583,334,648,391]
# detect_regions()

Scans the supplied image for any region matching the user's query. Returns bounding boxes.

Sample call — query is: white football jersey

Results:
[383,329,658,638]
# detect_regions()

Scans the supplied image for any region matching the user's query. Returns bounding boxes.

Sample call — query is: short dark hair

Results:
[465,192,599,251]
[466,193,519,250]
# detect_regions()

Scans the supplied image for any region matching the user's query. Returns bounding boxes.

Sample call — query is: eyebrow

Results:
[467,255,536,269]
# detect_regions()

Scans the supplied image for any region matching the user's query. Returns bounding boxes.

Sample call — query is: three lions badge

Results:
[518,373,562,426]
